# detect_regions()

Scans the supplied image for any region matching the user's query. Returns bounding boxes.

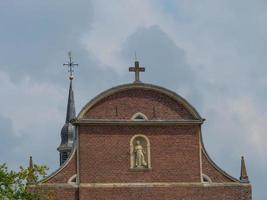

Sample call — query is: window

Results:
[130,134,151,169]
[61,152,69,164]
[202,174,212,183]
[131,112,148,120]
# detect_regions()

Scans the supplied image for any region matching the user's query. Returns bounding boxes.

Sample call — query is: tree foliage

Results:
[0,163,49,200]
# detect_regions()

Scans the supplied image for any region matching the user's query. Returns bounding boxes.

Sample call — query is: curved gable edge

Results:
[77,83,203,120]
[39,146,77,184]
[200,131,241,183]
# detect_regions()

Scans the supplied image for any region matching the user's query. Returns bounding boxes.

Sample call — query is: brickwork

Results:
[37,83,252,200]
[46,151,77,183]
[79,186,251,200]
[79,125,201,183]
[84,88,195,120]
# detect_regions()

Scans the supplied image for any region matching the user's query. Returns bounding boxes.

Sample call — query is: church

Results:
[30,54,252,200]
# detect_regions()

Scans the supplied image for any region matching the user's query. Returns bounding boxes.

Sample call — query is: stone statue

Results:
[135,140,147,168]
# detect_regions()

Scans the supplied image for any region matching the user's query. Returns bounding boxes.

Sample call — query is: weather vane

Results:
[63,51,78,80]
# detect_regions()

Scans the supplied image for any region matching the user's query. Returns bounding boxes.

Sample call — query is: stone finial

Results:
[240,156,249,183]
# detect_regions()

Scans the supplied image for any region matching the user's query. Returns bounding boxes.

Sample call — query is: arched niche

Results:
[130,134,151,169]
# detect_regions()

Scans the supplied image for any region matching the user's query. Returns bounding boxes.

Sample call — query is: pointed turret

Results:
[27,156,35,185]
[65,79,76,123]
[240,156,249,183]
[57,52,78,166]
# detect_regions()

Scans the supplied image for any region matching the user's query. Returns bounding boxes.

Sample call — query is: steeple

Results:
[27,156,35,185]
[57,52,77,166]
[240,156,249,183]
[65,79,75,123]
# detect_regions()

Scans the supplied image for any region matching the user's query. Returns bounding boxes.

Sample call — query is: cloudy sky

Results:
[0,0,266,199]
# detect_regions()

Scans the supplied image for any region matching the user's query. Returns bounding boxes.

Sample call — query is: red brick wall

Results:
[79,186,251,200]
[36,85,251,199]
[79,125,201,183]
[84,88,195,120]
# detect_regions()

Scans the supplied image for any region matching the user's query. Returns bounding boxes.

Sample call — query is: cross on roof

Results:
[129,61,145,83]
[63,51,78,80]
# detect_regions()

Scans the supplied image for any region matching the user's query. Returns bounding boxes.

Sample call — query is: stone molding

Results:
[31,182,250,189]
[72,119,204,126]
[79,182,250,188]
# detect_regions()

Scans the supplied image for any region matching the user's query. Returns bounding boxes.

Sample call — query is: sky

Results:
[0,0,266,199]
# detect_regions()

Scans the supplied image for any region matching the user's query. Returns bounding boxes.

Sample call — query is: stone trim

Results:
[202,174,212,183]
[131,112,148,120]
[73,119,204,126]
[76,126,80,185]
[199,128,203,182]
[77,83,203,120]
[79,182,251,188]
[67,174,77,184]
[31,182,250,189]
[30,183,78,189]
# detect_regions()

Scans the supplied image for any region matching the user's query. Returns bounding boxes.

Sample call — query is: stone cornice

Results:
[72,119,204,126]
[79,182,251,188]
[32,182,250,189]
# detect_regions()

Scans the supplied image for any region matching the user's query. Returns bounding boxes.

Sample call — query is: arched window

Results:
[202,174,212,183]
[131,112,148,120]
[130,134,151,169]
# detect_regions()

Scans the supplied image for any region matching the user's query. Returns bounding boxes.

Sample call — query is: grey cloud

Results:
[0,114,27,169]
[0,115,17,162]
[0,0,93,84]
[120,25,203,110]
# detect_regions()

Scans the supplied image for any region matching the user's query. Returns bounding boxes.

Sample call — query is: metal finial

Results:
[63,51,78,80]
[134,52,137,61]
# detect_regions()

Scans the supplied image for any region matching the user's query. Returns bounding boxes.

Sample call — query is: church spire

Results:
[63,51,77,123]
[240,156,249,183]
[57,52,77,166]
[65,80,75,123]
[27,156,35,185]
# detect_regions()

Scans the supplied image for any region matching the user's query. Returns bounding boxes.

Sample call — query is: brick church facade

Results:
[31,59,252,199]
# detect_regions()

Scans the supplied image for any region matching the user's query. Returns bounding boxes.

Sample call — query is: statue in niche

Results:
[135,140,147,168]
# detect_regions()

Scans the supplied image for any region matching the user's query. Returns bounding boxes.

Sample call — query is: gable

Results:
[78,83,202,121]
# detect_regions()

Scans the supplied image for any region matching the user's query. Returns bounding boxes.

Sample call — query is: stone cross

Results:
[63,51,78,80]
[129,61,145,83]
